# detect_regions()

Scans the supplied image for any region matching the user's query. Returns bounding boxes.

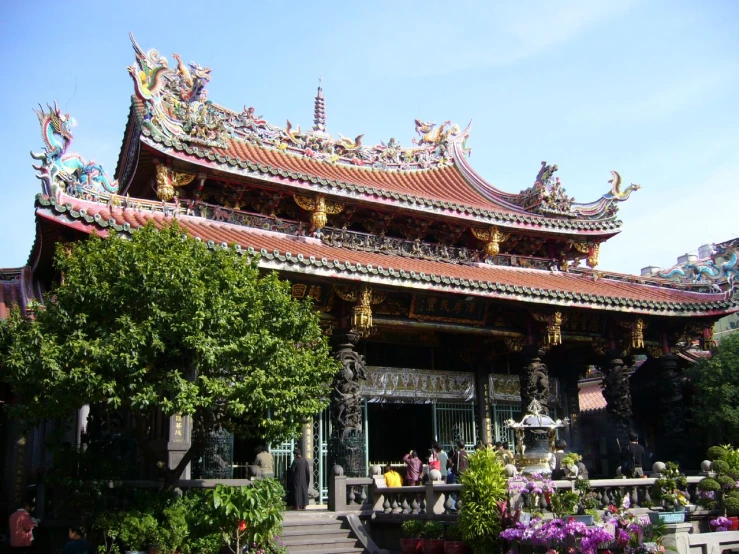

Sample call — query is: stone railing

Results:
[329,473,705,517]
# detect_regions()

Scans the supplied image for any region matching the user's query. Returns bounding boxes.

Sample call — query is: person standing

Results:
[63,527,90,554]
[551,439,567,479]
[383,464,403,487]
[9,500,36,553]
[402,450,422,486]
[289,447,311,509]
[621,431,647,477]
[254,445,275,478]
[450,441,469,480]
[432,442,448,483]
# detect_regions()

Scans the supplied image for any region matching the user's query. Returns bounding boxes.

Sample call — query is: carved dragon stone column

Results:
[519,345,550,415]
[328,332,367,479]
[601,350,634,443]
[656,354,687,462]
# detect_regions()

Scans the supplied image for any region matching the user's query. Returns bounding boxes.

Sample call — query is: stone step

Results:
[287,547,365,554]
[281,527,352,537]
[281,536,362,550]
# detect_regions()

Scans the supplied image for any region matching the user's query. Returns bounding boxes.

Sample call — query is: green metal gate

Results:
[433,402,477,451]
[269,438,295,492]
[312,408,330,505]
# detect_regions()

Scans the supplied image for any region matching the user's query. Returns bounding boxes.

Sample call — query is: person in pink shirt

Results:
[402,450,422,486]
[9,500,36,553]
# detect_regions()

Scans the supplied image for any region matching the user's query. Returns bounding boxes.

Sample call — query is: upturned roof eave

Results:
[31,192,738,319]
[139,133,622,239]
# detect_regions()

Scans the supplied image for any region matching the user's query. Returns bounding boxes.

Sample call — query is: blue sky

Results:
[1,0,737,273]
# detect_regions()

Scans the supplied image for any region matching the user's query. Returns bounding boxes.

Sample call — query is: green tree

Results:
[0,222,338,482]
[687,332,739,444]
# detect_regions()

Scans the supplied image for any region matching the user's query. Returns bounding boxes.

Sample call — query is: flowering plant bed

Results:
[500,509,669,554]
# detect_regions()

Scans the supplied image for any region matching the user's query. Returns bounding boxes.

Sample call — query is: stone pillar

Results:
[519,345,550,414]
[301,420,318,504]
[167,414,192,479]
[601,350,633,443]
[656,354,687,462]
[328,332,367,478]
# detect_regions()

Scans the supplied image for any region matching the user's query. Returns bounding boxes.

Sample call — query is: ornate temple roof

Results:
[33,192,737,318]
[117,35,640,236]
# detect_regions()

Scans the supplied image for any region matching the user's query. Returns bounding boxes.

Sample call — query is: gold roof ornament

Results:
[471,225,510,258]
[334,284,386,337]
[533,311,566,346]
[294,193,344,237]
[618,318,647,349]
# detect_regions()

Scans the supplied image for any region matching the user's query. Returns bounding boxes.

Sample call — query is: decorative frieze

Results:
[361,367,475,402]
[489,373,560,406]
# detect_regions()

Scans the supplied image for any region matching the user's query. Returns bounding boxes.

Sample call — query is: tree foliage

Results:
[687,332,739,444]
[0,222,338,479]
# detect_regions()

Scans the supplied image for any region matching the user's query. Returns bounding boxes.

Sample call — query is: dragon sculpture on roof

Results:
[129,35,472,170]
[510,165,640,220]
[30,101,118,197]
[658,240,739,289]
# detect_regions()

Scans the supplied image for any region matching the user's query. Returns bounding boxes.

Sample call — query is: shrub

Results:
[458,448,507,554]
[422,521,445,540]
[698,478,721,492]
[400,520,424,539]
[712,460,730,475]
[725,492,739,513]
[551,491,580,518]
[707,446,728,461]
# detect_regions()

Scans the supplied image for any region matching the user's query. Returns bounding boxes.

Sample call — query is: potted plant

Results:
[458,448,508,554]
[698,445,739,530]
[443,524,468,554]
[400,520,424,554]
[574,478,600,524]
[650,461,688,524]
[560,453,582,478]
[421,521,446,554]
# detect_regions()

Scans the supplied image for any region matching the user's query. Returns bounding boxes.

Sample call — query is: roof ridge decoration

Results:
[30,101,119,198]
[507,164,641,220]
[658,239,739,289]
[128,34,471,171]
[455,154,640,221]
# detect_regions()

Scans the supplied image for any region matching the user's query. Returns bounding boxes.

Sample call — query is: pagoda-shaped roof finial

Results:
[313,76,326,132]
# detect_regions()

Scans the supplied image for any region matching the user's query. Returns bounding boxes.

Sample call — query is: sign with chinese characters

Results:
[489,374,561,406]
[409,294,487,325]
[361,366,475,402]
[291,283,333,311]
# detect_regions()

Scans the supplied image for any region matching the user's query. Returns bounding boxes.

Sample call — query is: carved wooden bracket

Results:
[153,159,197,201]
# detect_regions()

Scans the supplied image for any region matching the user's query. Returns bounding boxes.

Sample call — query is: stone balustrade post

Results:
[661,523,691,554]
[329,468,347,512]
[425,482,445,516]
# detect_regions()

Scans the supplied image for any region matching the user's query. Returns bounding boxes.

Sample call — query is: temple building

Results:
[2,35,738,511]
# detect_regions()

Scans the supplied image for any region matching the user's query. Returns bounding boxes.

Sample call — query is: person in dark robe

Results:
[289,447,311,510]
